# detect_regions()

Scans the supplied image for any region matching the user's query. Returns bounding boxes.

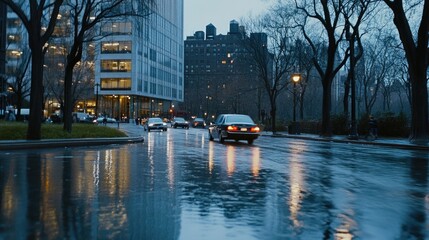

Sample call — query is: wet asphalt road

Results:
[0,127,428,240]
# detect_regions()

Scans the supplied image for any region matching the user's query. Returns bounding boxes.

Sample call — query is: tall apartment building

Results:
[1,4,29,118]
[0,2,6,116]
[95,0,184,121]
[0,2,5,77]
[184,20,263,120]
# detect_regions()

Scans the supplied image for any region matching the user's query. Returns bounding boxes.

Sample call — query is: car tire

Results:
[248,139,254,145]
[219,132,225,143]
[164,128,168,131]
[173,125,177,128]
[209,132,214,141]
[147,128,150,132]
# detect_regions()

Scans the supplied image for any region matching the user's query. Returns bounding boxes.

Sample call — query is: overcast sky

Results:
[184,0,274,38]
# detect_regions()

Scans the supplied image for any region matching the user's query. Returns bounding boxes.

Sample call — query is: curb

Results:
[268,133,429,151]
[0,136,145,151]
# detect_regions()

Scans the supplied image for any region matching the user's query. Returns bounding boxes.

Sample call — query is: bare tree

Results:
[60,0,155,133]
[294,0,372,137]
[3,25,32,120]
[360,33,399,114]
[44,47,66,116]
[382,0,429,144]
[0,0,64,139]
[242,7,297,133]
[294,0,349,137]
[6,51,31,120]
[292,39,313,121]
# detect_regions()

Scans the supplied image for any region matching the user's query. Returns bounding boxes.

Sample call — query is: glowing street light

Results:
[291,73,301,134]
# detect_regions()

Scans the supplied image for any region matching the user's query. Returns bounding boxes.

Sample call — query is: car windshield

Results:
[195,118,203,121]
[175,117,185,121]
[149,118,163,123]
[225,115,254,124]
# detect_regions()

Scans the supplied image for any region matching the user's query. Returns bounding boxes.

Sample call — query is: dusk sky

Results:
[184,0,274,38]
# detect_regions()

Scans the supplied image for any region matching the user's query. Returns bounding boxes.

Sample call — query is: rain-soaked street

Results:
[0,127,428,239]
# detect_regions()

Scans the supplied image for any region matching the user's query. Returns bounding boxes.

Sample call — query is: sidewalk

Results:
[264,131,429,151]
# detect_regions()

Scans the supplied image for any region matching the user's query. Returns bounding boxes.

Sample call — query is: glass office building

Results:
[95,0,184,121]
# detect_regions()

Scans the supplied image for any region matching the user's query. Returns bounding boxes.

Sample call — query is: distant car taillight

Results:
[227,126,239,131]
[250,127,260,132]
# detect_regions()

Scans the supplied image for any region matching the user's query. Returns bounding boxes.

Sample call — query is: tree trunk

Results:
[384,0,429,144]
[343,75,350,115]
[269,93,277,134]
[409,66,429,144]
[26,43,44,140]
[270,106,276,134]
[63,64,74,133]
[320,80,333,137]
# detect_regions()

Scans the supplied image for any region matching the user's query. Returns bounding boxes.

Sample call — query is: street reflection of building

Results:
[0,146,181,239]
[95,1,184,121]
[184,20,263,121]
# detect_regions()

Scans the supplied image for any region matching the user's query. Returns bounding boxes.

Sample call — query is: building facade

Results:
[0,2,5,76]
[183,20,263,121]
[1,4,30,118]
[0,2,6,116]
[95,0,184,121]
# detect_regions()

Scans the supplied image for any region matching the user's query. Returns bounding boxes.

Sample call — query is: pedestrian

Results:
[368,115,378,139]
[135,117,139,125]
[102,116,107,126]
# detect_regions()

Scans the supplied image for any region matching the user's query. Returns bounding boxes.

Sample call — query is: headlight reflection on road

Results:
[226,145,235,176]
[166,132,175,189]
[251,147,261,177]
[208,141,215,174]
[288,144,306,228]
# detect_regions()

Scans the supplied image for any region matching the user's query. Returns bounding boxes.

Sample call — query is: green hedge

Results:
[358,112,409,137]
[297,112,409,138]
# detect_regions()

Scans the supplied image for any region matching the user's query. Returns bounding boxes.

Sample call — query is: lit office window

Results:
[101,41,132,53]
[101,78,131,90]
[101,22,132,35]
[101,60,132,72]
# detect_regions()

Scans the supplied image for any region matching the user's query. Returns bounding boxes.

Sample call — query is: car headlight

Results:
[149,123,154,127]
[162,123,167,126]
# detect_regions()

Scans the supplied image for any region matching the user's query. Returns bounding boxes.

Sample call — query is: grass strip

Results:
[0,121,126,140]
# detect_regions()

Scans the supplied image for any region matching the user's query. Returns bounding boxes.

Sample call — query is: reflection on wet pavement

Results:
[0,128,428,239]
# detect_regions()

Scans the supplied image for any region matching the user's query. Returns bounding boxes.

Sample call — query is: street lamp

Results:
[291,73,301,134]
[150,99,154,116]
[206,95,211,118]
[95,83,100,117]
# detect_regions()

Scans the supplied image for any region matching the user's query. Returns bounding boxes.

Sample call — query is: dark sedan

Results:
[144,117,168,132]
[208,114,260,144]
[171,117,189,129]
[192,118,206,128]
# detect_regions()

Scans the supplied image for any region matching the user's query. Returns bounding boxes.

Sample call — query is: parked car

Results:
[144,117,168,132]
[192,117,206,128]
[73,112,93,123]
[208,114,260,144]
[171,117,189,129]
[94,116,117,124]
